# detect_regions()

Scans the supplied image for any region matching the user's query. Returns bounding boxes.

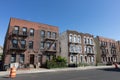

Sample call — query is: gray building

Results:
[60,30,96,66]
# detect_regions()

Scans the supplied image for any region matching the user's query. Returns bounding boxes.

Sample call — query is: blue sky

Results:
[0,0,120,46]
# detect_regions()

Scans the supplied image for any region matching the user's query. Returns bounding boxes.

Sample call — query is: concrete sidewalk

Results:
[0,65,115,77]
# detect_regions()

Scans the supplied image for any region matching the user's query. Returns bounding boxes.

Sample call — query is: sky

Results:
[0,0,120,46]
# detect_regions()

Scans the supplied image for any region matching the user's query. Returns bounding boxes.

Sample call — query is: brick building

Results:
[59,30,96,66]
[95,36,118,65]
[116,41,120,63]
[2,18,59,69]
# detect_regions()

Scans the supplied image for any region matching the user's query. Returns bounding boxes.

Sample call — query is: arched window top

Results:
[73,34,77,43]
[69,34,73,36]
[69,34,73,42]
[77,35,81,43]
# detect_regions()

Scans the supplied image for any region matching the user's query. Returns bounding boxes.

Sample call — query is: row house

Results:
[2,18,59,70]
[3,17,120,70]
[95,36,118,64]
[59,30,96,66]
[116,41,120,63]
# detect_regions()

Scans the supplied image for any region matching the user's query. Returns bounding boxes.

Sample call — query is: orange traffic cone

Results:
[9,67,16,78]
[114,63,119,69]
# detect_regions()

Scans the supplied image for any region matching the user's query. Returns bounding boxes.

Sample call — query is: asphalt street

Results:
[0,68,120,80]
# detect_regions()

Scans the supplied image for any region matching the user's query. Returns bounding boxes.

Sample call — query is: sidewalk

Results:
[0,65,115,77]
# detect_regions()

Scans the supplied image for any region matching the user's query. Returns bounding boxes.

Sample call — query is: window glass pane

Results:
[20,54,24,63]
[29,41,33,49]
[69,34,72,42]
[41,30,45,37]
[30,29,34,36]
[47,31,51,38]
[21,40,26,44]
[14,26,18,30]
[40,42,44,49]
[13,39,17,44]
[46,42,50,48]
[30,29,33,32]
[53,43,56,50]
[11,54,16,63]
[52,32,56,38]
[23,28,27,32]
[71,56,73,62]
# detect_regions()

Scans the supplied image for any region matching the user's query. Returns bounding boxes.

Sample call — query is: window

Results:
[53,43,56,50]
[11,54,16,63]
[52,32,56,39]
[13,26,19,34]
[30,29,34,36]
[78,36,81,43]
[88,39,90,44]
[22,27,27,35]
[84,46,87,53]
[20,40,26,48]
[40,42,44,49]
[41,30,45,38]
[69,44,74,52]
[80,55,83,62]
[85,56,87,62]
[77,45,82,53]
[14,26,19,30]
[20,54,24,63]
[46,55,50,61]
[29,41,33,49]
[47,31,51,38]
[69,34,72,42]
[71,56,73,62]
[46,42,51,49]
[12,39,18,48]
[88,47,92,53]
[84,38,87,44]
[90,39,93,44]
[74,35,77,42]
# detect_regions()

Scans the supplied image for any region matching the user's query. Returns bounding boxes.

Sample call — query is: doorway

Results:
[30,54,34,64]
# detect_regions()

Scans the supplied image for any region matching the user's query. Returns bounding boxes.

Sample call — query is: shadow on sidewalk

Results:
[98,68,120,72]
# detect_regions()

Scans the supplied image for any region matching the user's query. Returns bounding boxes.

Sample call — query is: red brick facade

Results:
[3,18,59,69]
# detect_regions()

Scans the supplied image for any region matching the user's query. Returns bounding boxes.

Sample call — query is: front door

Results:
[30,54,34,64]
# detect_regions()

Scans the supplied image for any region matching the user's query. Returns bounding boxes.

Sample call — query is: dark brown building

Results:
[3,18,59,70]
[95,36,118,65]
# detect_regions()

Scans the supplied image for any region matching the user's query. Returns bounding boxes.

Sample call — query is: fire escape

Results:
[40,32,57,54]
[100,43,108,56]
[7,29,28,53]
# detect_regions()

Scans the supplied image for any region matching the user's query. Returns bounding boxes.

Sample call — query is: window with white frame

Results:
[69,44,74,52]
[69,34,72,42]
[84,46,87,53]
[77,45,82,53]
[74,45,78,53]
[77,35,81,43]
[88,38,90,44]
[73,45,76,52]
[84,37,87,44]
[74,35,77,43]
[70,55,73,62]
[91,56,94,62]
[91,39,93,45]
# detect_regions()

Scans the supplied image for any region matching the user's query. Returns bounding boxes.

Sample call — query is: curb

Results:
[0,66,115,77]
